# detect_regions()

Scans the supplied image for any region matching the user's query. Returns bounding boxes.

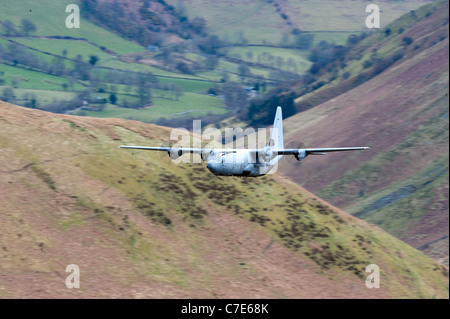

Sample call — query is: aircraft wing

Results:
[119,145,238,154]
[275,147,370,156]
[120,145,172,152]
[120,145,370,160]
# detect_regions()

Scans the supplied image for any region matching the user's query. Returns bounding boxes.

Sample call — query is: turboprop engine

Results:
[295,149,307,161]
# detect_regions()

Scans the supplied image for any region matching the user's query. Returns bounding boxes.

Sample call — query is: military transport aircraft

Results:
[120,107,370,176]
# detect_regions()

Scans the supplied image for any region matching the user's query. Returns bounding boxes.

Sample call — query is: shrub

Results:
[402,37,414,46]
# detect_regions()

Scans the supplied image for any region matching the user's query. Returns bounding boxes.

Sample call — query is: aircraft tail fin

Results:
[269,106,283,150]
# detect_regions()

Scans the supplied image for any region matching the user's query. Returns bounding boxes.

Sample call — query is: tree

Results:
[49,56,66,75]
[246,90,296,126]
[2,20,17,36]
[1,87,15,102]
[275,56,284,69]
[222,82,248,112]
[342,71,351,80]
[197,35,223,54]
[176,61,194,74]
[294,33,314,50]
[137,73,152,107]
[161,47,173,65]
[167,84,184,100]
[280,33,290,46]
[402,37,414,46]
[20,19,37,35]
[204,55,219,70]
[220,70,230,82]
[109,93,117,105]
[238,63,251,81]
[190,17,206,34]
[362,59,373,69]
[346,34,360,46]
[22,92,38,108]
[89,55,99,66]
[235,31,248,45]
[73,55,91,81]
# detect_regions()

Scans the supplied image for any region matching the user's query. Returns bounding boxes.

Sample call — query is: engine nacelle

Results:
[201,150,213,162]
[295,149,307,161]
[168,148,184,159]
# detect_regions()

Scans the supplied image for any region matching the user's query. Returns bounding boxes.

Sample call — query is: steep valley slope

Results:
[0,101,448,298]
[280,0,449,265]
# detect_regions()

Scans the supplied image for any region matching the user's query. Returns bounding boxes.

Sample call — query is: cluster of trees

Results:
[44,90,93,114]
[308,41,349,76]
[277,29,315,50]
[253,52,300,73]
[0,19,37,36]
[221,82,249,113]
[242,84,297,127]
[363,50,405,78]
[80,0,208,48]
[0,87,39,109]
[90,69,183,102]
[0,42,97,83]
[0,41,187,112]
[309,32,406,85]
[235,33,371,125]
[195,35,224,55]
[292,32,315,50]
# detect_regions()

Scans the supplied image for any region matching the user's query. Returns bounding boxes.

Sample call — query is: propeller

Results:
[282,139,306,166]
[157,141,172,160]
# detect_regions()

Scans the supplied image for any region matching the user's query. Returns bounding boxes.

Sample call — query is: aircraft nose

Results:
[207,161,217,172]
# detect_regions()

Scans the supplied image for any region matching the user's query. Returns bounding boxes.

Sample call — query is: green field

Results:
[156,77,216,93]
[0,0,145,54]
[77,92,227,123]
[13,88,77,102]
[0,63,84,91]
[13,37,114,61]
[0,37,62,65]
[225,46,312,74]
[99,59,205,80]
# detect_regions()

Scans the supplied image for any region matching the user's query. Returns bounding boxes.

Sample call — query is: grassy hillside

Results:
[0,101,448,298]
[168,0,431,44]
[0,0,144,54]
[279,0,449,265]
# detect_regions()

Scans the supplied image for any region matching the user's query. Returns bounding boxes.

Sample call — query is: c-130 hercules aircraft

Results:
[121,107,370,177]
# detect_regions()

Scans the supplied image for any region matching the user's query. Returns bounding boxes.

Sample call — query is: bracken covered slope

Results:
[281,0,449,265]
[0,101,448,298]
